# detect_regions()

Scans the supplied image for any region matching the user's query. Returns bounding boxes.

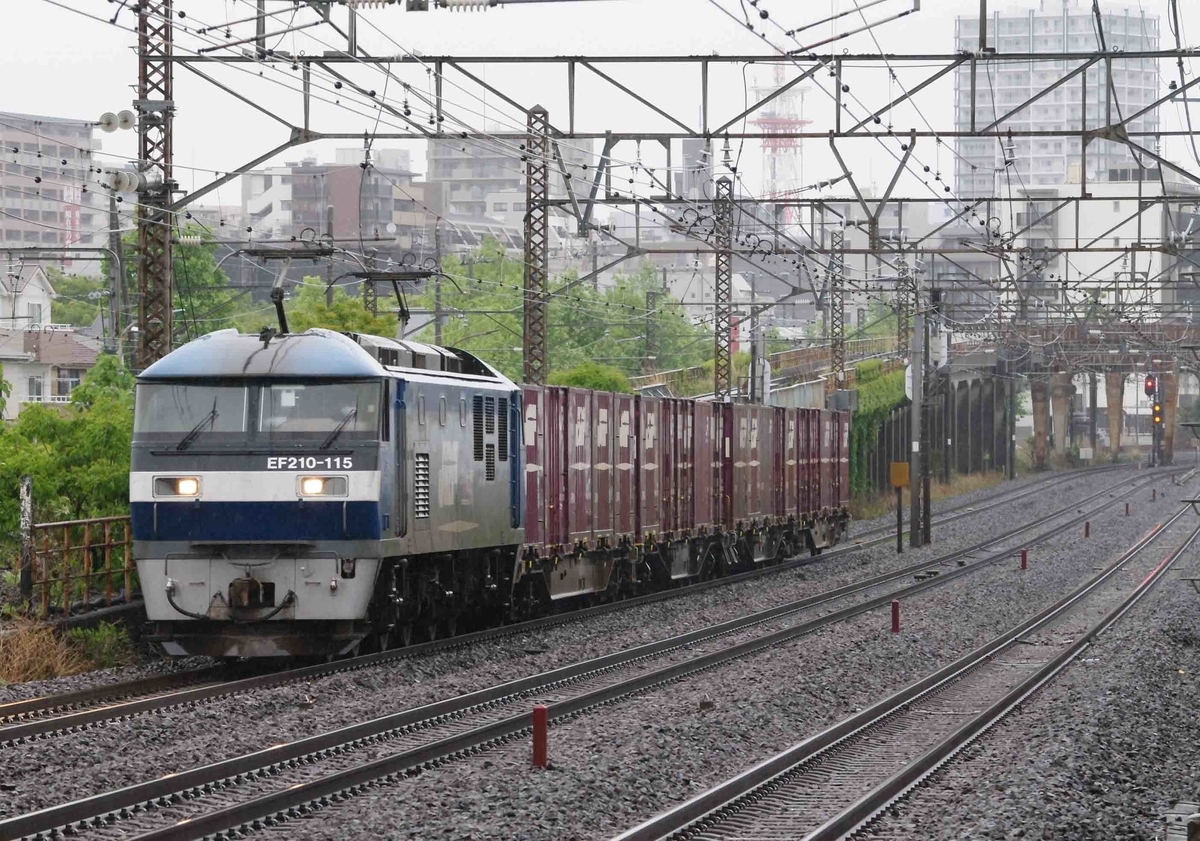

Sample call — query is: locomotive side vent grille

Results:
[498,398,508,461]
[485,396,496,434]
[473,395,484,461]
[485,444,496,481]
[414,453,431,518]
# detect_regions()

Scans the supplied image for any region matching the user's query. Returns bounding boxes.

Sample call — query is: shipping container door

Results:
[772,408,786,519]
[593,391,615,541]
[661,400,677,534]
[678,401,695,531]
[783,409,798,518]
[839,412,851,508]
[801,409,818,516]
[638,396,662,539]
[693,401,714,530]
[546,388,569,547]
[720,403,734,529]
[567,389,593,545]
[614,394,636,539]
[522,386,546,548]
[819,409,834,510]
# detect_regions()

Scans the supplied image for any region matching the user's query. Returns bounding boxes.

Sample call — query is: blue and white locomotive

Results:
[132,328,523,657]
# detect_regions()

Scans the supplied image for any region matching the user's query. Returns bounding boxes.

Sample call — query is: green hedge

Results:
[849,361,906,498]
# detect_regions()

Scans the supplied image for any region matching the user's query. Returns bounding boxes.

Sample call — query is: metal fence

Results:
[16,477,135,620]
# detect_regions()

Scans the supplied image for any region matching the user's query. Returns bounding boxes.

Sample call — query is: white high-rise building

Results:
[953,0,1160,196]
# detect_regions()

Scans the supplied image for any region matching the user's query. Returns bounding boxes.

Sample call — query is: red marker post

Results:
[891,600,900,634]
[1084,521,1091,539]
[1126,502,1130,517]
[1020,548,1028,570]
[532,704,548,768]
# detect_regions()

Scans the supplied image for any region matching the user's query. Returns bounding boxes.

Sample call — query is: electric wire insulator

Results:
[439,0,495,9]
[347,1,392,8]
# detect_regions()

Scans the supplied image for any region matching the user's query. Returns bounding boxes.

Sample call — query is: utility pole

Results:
[107,191,124,363]
[644,288,658,376]
[829,227,846,388]
[921,294,932,546]
[896,254,911,361]
[523,105,550,385]
[1088,372,1098,452]
[135,0,174,370]
[325,204,335,307]
[433,220,443,346]
[749,275,758,402]
[713,176,734,402]
[909,255,924,549]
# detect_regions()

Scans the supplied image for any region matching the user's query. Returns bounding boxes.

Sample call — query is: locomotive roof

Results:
[138,328,511,384]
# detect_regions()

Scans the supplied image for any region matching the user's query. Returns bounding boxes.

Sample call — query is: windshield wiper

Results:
[176,400,219,451]
[320,408,357,450]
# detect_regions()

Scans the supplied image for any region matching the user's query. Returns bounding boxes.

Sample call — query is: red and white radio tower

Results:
[751,64,811,226]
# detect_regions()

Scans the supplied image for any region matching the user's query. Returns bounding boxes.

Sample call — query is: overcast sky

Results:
[8,0,1200,211]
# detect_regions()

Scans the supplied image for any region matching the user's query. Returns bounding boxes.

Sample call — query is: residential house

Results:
[0,326,101,419]
[0,264,56,330]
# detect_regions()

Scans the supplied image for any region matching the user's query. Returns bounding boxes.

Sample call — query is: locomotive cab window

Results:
[259,382,382,442]
[133,383,248,443]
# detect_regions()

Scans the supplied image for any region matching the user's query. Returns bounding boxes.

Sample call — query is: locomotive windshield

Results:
[134,384,248,444]
[134,381,382,444]
[258,382,380,442]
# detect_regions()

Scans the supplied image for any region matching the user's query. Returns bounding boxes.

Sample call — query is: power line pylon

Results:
[136,0,174,369]
[523,105,550,385]
[714,176,733,401]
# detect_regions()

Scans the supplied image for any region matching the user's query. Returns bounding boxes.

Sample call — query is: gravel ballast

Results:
[246,475,1191,841]
[863,532,1200,840]
[0,466,1163,828]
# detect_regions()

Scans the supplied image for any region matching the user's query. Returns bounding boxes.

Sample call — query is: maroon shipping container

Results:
[637,396,663,539]
[592,391,615,542]
[819,409,835,511]
[522,385,546,548]
[771,407,786,519]
[728,403,768,524]
[675,400,696,532]
[614,393,636,539]
[660,399,678,535]
[838,412,851,508]
[693,401,715,531]
[566,388,593,545]
[782,409,799,518]
[545,387,569,547]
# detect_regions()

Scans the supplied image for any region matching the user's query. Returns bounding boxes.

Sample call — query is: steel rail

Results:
[0,473,1153,841]
[611,506,1193,841]
[814,514,1200,841]
[0,465,1128,744]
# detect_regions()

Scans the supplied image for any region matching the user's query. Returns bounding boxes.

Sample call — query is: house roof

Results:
[21,329,101,368]
[0,266,56,299]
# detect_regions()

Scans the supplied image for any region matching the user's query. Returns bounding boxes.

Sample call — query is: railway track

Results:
[0,471,1159,841]
[612,506,1198,841]
[0,464,1137,745]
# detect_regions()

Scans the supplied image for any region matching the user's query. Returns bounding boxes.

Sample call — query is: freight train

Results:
[131,328,850,657]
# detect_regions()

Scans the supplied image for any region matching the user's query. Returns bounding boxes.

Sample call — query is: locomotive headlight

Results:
[154,476,201,497]
[297,476,348,497]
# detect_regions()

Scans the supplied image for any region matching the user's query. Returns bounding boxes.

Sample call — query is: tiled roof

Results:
[21,329,101,367]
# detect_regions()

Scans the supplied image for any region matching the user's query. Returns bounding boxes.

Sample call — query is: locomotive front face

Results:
[132,377,386,657]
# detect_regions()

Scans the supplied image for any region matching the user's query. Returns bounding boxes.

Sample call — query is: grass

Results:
[0,621,135,684]
[849,470,1008,521]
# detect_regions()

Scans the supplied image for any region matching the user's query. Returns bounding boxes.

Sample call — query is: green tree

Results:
[0,362,10,419]
[0,360,133,545]
[274,277,399,338]
[110,225,247,342]
[548,362,632,393]
[47,269,106,328]
[424,241,712,382]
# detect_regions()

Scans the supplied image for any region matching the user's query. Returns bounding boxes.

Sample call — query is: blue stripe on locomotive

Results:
[131,501,382,542]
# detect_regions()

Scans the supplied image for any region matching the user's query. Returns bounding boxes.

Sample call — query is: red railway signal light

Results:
[1144,374,1157,396]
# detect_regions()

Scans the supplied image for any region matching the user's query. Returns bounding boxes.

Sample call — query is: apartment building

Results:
[0,112,107,276]
[953,0,1160,196]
